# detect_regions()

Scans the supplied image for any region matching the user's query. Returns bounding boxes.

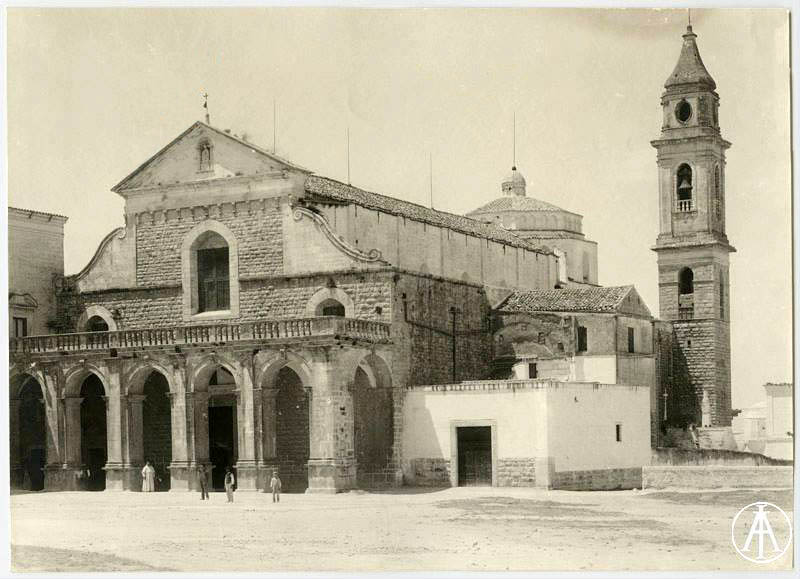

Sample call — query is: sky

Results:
[6,8,792,410]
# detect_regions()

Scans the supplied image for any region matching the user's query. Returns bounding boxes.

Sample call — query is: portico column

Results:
[234,362,259,490]
[261,388,279,461]
[43,371,63,468]
[63,397,83,466]
[306,351,355,493]
[126,395,145,491]
[167,387,192,491]
[9,398,22,489]
[192,391,210,468]
[104,388,127,491]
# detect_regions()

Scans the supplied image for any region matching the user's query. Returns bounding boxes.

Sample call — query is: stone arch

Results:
[304,287,355,318]
[125,360,176,396]
[190,354,240,392]
[180,219,240,320]
[257,350,313,492]
[9,372,47,490]
[64,364,110,398]
[351,352,394,487]
[77,306,118,332]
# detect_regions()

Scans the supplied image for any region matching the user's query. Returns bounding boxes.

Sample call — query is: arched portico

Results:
[9,373,47,490]
[257,352,314,492]
[351,354,395,488]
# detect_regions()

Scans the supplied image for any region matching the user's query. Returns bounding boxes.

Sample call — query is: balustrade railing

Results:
[676,199,694,212]
[10,317,391,354]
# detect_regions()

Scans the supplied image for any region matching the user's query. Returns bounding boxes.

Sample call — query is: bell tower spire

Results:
[651,23,735,429]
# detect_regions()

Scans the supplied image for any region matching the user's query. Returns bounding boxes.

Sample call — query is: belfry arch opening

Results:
[678,267,695,320]
[13,375,46,491]
[80,374,107,491]
[676,164,693,211]
[274,367,310,492]
[142,371,172,491]
[352,356,394,488]
[679,268,694,295]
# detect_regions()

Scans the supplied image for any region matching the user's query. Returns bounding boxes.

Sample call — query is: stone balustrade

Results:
[10,316,392,354]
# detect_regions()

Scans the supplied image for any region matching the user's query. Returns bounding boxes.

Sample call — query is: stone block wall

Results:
[497,458,537,487]
[135,199,283,287]
[642,465,793,489]
[672,319,732,426]
[407,458,451,486]
[552,467,642,490]
[394,273,493,386]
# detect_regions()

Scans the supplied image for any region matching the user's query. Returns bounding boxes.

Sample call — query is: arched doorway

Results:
[207,367,237,491]
[275,367,310,492]
[142,371,172,491]
[80,374,107,491]
[352,356,394,488]
[17,376,46,491]
[86,316,109,332]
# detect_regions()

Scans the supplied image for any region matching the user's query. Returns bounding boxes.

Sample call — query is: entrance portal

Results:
[209,401,236,490]
[80,374,107,491]
[142,372,172,491]
[18,377,46,491]
[457,426,492,487]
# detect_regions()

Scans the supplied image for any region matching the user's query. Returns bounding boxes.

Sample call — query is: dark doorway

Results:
[353,366,393,488]
[19,377,46,491]
[457,426,492,487]
[142,372,172,491]
[209,402,235,491]
[80,374,107,491]
[275,367,310,492]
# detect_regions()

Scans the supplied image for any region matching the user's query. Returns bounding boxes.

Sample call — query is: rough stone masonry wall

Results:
[57,271,394,332]
[672,319,731,427]
[393,273,493,386]
[135,199,283,287]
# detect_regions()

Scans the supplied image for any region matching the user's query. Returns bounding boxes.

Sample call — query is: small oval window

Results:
[675,100,692,123]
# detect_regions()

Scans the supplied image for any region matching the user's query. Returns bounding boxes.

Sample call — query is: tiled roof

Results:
[467,196,569,214]
[498,286,634,313]
[9,206,69,221]
[516,230,586,240]
[665,26,716,90]
[303,175,550,254]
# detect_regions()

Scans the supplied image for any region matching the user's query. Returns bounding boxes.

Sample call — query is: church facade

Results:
[9,24,733,493]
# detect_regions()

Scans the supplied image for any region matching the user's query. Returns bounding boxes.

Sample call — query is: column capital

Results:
[62,396,83,405]
[261,388,280,400]
[127,394,146,404]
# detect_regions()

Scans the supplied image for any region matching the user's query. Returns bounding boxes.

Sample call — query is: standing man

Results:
[197,464,209,501]
[141,460,156,492]
[269,471,282,503]
[224,467,235,503]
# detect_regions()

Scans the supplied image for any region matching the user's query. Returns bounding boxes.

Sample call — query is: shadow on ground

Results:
[12,544,173,572]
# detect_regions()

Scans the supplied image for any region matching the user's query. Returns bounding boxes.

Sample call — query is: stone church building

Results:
[9,24,734,492]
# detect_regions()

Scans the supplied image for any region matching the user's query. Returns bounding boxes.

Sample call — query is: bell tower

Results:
[652,24,735,427]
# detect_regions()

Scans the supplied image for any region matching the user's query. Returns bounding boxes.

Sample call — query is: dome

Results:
[501,166,526,197]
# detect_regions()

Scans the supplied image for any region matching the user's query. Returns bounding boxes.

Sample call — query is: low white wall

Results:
[403,381,651,474]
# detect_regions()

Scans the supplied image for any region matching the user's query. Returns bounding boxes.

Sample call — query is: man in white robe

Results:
[141,461,156,492]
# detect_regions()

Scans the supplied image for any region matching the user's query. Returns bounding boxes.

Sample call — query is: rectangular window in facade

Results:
[528,362,538,379]
[627,327,635,353]
[577,325,588,352]
[13,317,27,338]
[615,423,622,442]
[198,247,230,312]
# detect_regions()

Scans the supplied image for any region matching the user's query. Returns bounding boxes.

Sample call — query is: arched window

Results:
[679,268,694,295]
[198,140,213,172]
[714,166,723,223]
[86,316,109,332]
[676,164,693,212]
[318,299,345,317]
[194,231,230,313]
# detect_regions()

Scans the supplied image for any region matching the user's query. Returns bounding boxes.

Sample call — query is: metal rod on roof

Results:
[203,92,210,124]
[429,152,434,209]
[513,111,516,167]
[347,127,351,185]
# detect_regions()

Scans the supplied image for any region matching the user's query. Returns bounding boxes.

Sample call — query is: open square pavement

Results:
[8,486,793,572]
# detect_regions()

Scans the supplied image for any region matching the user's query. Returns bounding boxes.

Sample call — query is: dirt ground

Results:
[8,486,794,572]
